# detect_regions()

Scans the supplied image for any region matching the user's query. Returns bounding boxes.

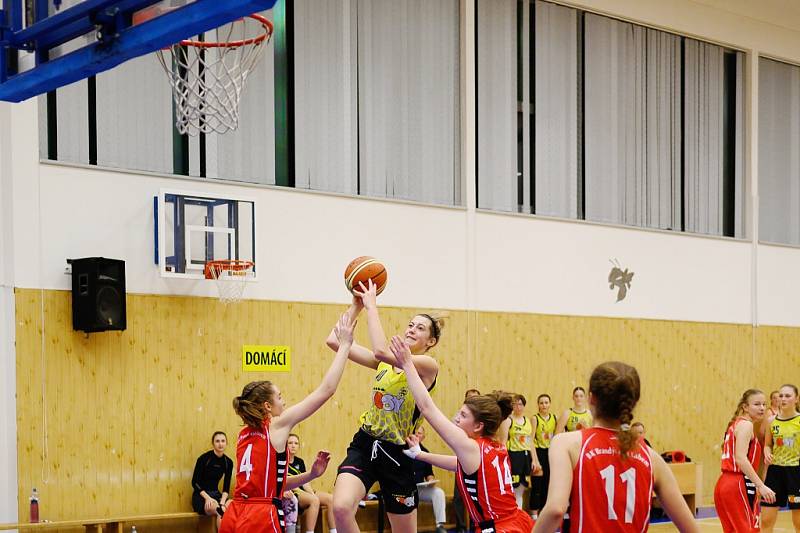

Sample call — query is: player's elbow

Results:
[325,336,339,351]
[373,348,392,362]
[541,502,568,520]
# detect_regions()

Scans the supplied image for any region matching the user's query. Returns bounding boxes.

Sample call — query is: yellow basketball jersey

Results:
[507,416,533,452]
[770,414,800,466]
[534,413,557,448]
[565,409,593,432]
[358,362,436,445]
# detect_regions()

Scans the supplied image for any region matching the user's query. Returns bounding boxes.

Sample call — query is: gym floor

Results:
[650,510,796,531]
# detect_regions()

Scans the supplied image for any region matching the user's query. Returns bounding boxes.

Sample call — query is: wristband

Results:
[403,444,422,459]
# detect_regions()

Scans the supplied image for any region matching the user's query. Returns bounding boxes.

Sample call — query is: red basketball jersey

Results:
[456,437,520,529]
[569,427,654,532]
[232,421,287,500]
[720,417,761,473]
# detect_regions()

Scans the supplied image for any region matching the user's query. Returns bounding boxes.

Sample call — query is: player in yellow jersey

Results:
[556,386,593,433]
[325,281,443,533]
[507,394,541,509]
[530,393,556,517]
[762,383,800,533]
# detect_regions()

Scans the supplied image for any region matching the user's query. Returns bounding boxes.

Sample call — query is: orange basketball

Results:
[344,256,388,296]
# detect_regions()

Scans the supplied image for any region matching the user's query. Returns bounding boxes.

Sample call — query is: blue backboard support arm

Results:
[0,0,277,101]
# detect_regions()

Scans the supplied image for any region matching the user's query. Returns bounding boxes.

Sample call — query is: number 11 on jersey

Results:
[599,465,636,523]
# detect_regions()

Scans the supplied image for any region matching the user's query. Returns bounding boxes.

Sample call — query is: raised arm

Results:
[325,295,380,369]
[357,280,439,385]
[533,433,578,532]
[732,420,775,503]
[272,314,355,444]
[389,336,480,473]
[650,451,698,532]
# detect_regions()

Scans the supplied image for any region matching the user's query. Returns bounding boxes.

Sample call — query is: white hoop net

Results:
[206,261,254,304]
[156,15,273,136]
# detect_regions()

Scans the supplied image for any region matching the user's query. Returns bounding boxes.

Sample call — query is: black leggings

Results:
[529,447,550,511]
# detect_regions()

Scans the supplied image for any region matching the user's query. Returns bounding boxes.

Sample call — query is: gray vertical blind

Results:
[294,0,358,194]
[96,55,173,173]
[684,40,724,236]
[206,13,277,184]
[534,0,578,218]
[584,14,681,230]
[759,58,800,245]
[358,0,460,204]
[477,0,517,212]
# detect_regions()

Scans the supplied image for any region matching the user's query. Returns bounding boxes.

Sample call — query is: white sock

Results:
[306,530,314,533]
[329,529,337,533]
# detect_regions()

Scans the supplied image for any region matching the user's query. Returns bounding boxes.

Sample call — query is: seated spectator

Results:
[287,433,338,533]
[413,425,447,533]
[283,491,300,533]
[631,421,652,448]
[191,431,234,527]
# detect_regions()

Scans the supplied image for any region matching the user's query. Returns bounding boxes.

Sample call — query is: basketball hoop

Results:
[156,14,273,136]
[204,260,255,304]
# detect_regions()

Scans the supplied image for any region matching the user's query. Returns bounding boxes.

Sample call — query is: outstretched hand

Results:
[389,335,413,368]
[310,450,332,478]
[334,312,357,346]
[352,279,378,310]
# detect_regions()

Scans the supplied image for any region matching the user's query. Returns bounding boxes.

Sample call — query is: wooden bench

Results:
[0,512,215,532]
[314,499,457,533]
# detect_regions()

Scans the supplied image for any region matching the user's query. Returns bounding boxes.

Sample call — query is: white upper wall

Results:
[3,0,800,327]
[565,0,800,60]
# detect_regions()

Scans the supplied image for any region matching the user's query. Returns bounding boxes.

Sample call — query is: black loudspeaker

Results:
[69,257,127,333]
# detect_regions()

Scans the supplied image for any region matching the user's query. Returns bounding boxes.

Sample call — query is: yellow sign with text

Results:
[242,345,291,372]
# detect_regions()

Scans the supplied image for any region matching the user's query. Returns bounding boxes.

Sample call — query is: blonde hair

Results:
[724,389,763,442]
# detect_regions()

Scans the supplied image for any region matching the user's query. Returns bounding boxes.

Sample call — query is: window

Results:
[759,57,800,245]
[39,0,462,206]
[477,0,745,238]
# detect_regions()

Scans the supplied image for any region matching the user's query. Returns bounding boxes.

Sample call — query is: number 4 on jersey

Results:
[239,443,254,480]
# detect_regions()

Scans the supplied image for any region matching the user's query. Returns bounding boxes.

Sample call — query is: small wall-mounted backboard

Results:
[155,189,256,279]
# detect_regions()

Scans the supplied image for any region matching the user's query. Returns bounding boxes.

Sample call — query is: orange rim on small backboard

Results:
[204,259,255,280]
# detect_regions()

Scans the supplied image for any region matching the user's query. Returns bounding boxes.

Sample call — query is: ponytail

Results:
[233,381,275,430]
[589,362,641,459]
